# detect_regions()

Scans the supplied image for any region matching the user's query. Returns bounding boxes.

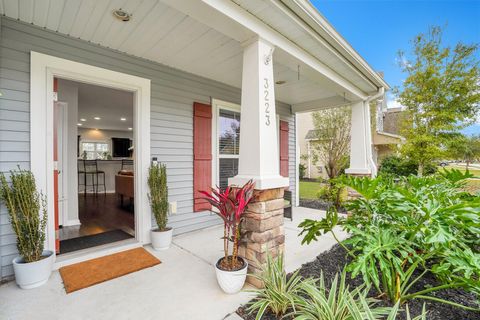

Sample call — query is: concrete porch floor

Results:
[0,207,348,320]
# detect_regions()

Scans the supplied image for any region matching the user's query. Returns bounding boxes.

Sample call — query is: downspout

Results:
[363,87,384,177]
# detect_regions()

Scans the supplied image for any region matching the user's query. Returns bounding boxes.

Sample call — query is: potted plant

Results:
[0,169,53,289]
[201,180,255,294]
[148,162,172,250]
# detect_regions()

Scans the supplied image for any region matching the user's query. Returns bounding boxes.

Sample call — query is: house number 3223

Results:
[264,78,271,126]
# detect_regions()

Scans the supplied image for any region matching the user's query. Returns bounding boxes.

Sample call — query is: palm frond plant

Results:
[0,169,47,262]
[291,270,391,320]
[248,253,309,319]
[299,174,480,311]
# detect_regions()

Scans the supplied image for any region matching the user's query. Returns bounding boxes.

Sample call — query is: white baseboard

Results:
[78,190,116,194]
[62,219,81,227]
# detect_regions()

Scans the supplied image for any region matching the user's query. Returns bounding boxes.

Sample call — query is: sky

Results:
[311,0,480,135]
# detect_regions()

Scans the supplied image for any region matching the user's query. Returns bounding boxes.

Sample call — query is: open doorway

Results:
[55,79,135,254]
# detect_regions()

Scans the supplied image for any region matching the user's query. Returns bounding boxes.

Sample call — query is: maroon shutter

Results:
[279,120,289,178]
[193,102,212,211]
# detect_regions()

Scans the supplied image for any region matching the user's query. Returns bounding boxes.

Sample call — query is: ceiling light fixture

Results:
[113,9,132,22]
[120,117,126,121]
[77,123,82,126]
[80,118,86,122]
[128,127,133,131]
[94,117,101,120]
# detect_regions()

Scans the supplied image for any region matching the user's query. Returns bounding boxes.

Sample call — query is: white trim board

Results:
[30,52,151,263]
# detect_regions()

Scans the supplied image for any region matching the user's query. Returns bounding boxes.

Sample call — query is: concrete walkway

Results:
[0,207,347,320]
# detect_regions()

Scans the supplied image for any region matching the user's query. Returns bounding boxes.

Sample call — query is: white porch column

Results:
[345,101,377,176]
[229,37,289,189]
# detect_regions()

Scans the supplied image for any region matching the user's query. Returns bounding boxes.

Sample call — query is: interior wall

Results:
[78,128,133,159]
[57,79,80,226]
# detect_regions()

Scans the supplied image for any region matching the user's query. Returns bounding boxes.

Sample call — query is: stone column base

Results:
[238,187,285,288]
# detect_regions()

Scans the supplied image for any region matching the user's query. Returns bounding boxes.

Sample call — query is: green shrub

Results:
[0,169,47,262]
[315,186,328,199]
[300,174,480,311]
[379,155,437,177]
[299,164,306,180]
[316,179,347,209]
[148,163,169,231]
[248,254,308,319]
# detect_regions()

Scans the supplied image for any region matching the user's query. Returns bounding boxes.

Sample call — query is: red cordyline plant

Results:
[201,180,255,271]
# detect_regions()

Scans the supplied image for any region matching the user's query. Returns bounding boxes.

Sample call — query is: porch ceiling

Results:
[0,0,373,106]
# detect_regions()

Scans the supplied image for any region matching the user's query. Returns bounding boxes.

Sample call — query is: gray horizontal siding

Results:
[0,17,296,280]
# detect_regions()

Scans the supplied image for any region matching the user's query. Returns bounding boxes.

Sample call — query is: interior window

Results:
[218,109,240,189]
[81,142,109,160]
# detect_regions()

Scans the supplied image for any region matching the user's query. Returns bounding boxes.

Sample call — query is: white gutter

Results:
[364,87,385,176]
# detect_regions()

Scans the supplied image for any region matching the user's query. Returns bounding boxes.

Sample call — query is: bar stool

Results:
[84,160,106,195]
[78,161,86,193]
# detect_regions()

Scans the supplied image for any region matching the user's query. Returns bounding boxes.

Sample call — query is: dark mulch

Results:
[299,199,347,214]
[237,244,480,320]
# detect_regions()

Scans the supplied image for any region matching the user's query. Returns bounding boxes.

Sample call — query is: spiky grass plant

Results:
[0,169,47,262]
[148,163,169,231]
[291,270,391,320]
[248,254,312,319]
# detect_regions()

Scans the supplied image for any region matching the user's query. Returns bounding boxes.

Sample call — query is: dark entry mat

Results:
[60,229,133,254]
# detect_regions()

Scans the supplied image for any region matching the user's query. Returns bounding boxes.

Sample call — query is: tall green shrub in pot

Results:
[0,169,53,289]
[148,162,172,250]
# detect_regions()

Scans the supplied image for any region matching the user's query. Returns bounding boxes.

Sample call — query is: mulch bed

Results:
[299,199,347,214]
[237,244,480,320]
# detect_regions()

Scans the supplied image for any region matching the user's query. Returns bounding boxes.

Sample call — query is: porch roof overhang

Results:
[0,0,389,108]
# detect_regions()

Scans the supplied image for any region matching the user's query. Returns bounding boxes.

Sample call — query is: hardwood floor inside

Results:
[59,193,135,242]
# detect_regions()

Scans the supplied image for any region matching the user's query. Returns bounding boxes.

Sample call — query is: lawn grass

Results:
[300,169,480,199]
[441,165,480,177]
[299,181,322,199]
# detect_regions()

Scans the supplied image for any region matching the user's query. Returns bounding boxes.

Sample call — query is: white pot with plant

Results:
[148,162,172,250]
[200,180,255,294]
[0,169,53,289]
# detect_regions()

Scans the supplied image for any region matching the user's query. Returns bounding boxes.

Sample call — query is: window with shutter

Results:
[218,109,240,190]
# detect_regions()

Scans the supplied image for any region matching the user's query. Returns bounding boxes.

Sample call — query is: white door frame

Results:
[30,52,151,259]
[54,101,68,227]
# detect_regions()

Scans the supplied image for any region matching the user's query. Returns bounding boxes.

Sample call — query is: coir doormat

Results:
[59,247,161,293]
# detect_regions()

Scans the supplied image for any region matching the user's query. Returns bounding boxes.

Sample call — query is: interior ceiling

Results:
[0,0,349,105]
[60,79,134,131]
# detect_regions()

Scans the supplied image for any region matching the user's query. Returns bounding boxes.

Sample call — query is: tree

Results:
[448,134,480,170]
[396,26,480,176]
[309,106,351,179]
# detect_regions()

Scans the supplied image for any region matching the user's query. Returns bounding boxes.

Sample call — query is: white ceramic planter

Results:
[12,250,54,289]
[215,257,248,294]
[151,228,173,250]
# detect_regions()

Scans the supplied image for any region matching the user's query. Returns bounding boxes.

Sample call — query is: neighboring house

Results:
[0,0,388,280]
[373,106,405,163]
[299,102,403,179]
[297,112,328,179]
